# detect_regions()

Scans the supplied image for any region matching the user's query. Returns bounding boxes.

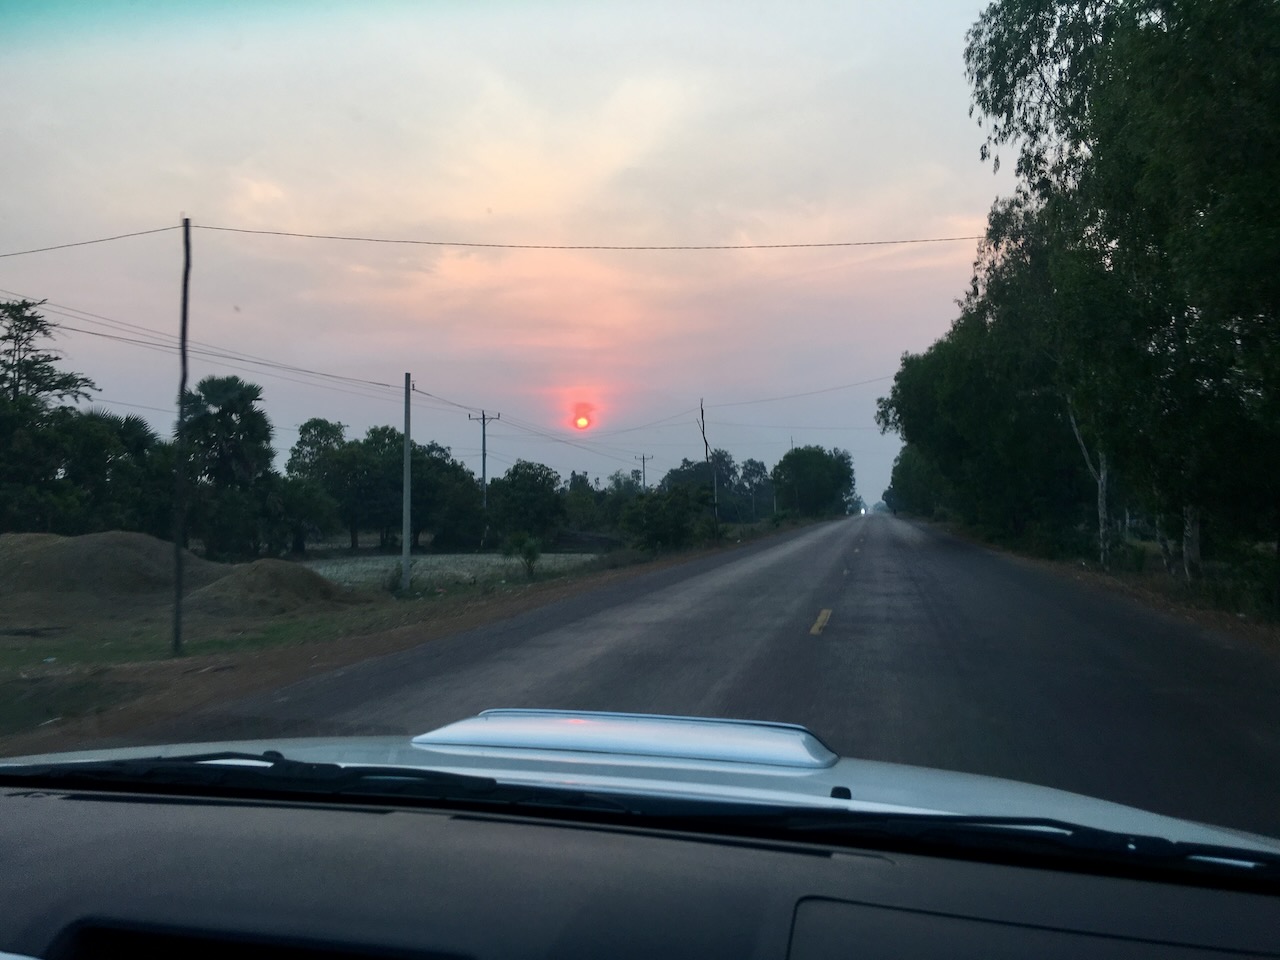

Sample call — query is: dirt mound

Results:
[0,531,227,595]
[185,559,343,617]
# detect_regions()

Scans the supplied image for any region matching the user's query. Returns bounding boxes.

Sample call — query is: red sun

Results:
[572,402,594,430]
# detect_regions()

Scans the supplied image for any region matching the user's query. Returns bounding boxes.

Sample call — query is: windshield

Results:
[1,0,1278,849]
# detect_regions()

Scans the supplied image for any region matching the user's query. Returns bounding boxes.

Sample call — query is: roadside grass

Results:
[0,521,826,746]
[915,516,1280,638]
[0,674,140,738]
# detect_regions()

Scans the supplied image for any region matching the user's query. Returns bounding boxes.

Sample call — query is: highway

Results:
[174,514,1280,837]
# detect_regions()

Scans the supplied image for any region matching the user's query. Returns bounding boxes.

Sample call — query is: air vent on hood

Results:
[411,709,839,769]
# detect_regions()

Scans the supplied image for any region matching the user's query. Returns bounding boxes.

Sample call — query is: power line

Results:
[0,286,411,407]
[53,321,404,406]
[708,420,881,430]
[497,415,641,466]
[0,226,180,259]
[0,288,390,388]
[193,223,981,252]
[411,385,482,413]
[708,375,894,408]
[588,409,699,437]
[84,397,177,415]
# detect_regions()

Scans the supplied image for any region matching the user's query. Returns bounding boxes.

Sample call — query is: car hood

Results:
[5,708,1278,855]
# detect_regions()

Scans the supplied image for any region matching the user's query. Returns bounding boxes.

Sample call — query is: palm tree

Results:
[181,376,274,488]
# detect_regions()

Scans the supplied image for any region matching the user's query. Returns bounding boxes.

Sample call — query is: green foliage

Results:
[287,417,346,482]
[180,375,278,560]
[488,460,564,543]
[621,487,698,550]
[0,300,97,407]
[770,446,856,518]
[182,375,274,489]
[502,532,542,579]
[877,0,1280,606]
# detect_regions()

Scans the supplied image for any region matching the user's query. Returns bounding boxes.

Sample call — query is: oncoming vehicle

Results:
[1,709,1276,958]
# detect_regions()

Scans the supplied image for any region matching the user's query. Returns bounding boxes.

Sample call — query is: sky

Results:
[0,0,1013,501]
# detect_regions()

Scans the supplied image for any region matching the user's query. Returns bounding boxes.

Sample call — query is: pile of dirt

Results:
[0,531,228,596]
[185,559,344,617]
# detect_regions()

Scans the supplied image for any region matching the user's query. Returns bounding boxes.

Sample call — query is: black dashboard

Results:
[1,787,1276,959]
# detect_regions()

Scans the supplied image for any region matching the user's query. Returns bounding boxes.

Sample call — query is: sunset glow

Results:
[573,402,595,431]
[0,1,1012,499]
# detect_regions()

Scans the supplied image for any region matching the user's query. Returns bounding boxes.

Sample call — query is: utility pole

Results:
[172,216,191,658]
[469,410,500,508]
[697,399,718,528]
[635,453,652,489]
[401,372,411,593]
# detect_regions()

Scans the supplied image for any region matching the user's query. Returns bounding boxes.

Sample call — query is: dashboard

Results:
[1,786,1277,959]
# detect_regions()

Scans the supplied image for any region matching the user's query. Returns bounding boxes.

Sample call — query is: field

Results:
[302,553,597,589]
[0,531,661,752]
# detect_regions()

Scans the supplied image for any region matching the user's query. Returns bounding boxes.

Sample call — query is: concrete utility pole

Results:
[469,410,500,508]
[172,216,191,657]
[401,372,411,593]
[635,453,652,489]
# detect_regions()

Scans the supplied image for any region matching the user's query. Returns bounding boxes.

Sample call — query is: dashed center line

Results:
[809,608,833,636]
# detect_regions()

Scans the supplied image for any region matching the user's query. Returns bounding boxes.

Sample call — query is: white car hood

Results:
[5,708,1278,856]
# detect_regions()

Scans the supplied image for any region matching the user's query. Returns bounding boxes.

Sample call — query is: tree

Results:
[181,376,276,559]
[738,458,771,522]
[182,376,274,490]
[771,446,856,517]
[563,470,600,532]
[621,487,698,550]
[964,0,1280,592]
[360,425,408,549]
[278,475,340,554]
[287,418,346,482]
[0,300,96,407]
[320,440,373,551]
[488,460,565,543]
[412,441,483,550]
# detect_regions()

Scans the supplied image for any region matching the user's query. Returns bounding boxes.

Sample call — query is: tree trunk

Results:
[1182,505,1201,581]
[1096,451,1109,570]
[1273,528,1280,615]
[1155,513,1176,575]
[349,526,359,551]
[1066,404,1108,569]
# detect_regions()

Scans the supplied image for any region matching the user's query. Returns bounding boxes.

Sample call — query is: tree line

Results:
[1,299,861,561]
[877,0,1279,613]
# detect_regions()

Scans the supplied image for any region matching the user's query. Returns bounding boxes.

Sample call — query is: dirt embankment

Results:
[0,531,225,596]
[0,531,348,619]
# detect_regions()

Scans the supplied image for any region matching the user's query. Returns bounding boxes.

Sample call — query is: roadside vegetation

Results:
[876,0,1280,619]
[1,293,860,565]
[0,300,858,741]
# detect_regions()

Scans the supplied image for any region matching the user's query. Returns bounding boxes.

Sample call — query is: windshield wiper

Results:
[660,809,1280,890]
[0,751,631,814]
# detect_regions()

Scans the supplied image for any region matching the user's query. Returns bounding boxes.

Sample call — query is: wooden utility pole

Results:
[172,217,191,657]
[698,399,718,527]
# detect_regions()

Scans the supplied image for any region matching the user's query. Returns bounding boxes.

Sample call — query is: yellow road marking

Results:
[809,608,832,636]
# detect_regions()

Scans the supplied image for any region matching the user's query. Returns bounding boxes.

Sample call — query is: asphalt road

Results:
[172,514,1280,837]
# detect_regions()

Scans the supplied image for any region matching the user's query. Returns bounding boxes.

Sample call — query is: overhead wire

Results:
[193,224,985,251]
[707,375,894,408]
[0,225,180,259]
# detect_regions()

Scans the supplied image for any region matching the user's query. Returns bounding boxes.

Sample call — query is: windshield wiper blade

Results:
[0,751,631,813]
[681,809,1280,884]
